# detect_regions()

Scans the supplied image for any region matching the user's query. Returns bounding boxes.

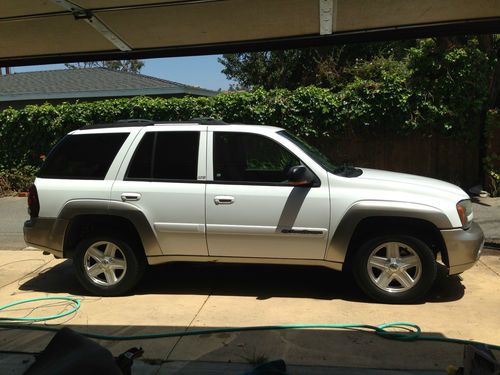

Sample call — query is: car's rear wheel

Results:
[352,235,437,303]
[74,236,145,296]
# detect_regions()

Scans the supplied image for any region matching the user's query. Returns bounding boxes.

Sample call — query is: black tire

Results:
[352,235,437,303]
[73,236,146,296]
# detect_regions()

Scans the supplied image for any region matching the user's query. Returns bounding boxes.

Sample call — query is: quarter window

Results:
[39,133,128,179]
[213,132,300,183]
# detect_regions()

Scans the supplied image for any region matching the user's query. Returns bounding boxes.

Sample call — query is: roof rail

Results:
[116,119,154,123]
[81,117,227,129]
[82,119,154,129]
[188,117,227,125]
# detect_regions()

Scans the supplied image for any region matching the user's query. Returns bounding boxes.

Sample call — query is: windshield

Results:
[278,130,336,173]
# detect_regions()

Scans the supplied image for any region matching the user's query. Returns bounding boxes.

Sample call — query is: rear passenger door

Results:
[111,127,208,256]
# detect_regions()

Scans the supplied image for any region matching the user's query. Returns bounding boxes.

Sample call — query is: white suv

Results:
[24,119,484,303]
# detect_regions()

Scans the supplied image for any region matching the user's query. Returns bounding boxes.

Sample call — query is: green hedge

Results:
[0,88,350,169]
[0,165,38,193]
[0,89,488,171]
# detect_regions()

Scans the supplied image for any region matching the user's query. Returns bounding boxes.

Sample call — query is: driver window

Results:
[213,132,300,183]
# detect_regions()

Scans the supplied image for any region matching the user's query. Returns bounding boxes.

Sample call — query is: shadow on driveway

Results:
[18,260,465,304]
[0,321,462,372]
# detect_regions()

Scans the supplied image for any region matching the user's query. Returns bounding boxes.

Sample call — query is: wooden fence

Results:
[312,135,480,189]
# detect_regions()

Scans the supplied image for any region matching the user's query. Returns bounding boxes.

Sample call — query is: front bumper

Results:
[440,222,484,275]
[24,217,68,258]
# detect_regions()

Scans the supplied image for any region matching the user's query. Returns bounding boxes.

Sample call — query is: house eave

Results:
[0,86,217,102]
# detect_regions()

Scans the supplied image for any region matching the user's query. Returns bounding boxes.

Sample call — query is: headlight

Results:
[456,199,473,228]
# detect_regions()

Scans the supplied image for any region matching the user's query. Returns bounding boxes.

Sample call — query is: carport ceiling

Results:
[1,0,500,66]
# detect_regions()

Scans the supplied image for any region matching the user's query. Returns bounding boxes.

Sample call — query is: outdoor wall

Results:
[313,135,479,189]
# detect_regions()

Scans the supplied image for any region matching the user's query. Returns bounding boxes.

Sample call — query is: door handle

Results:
[214,196,235,205]
[121,193,141,202]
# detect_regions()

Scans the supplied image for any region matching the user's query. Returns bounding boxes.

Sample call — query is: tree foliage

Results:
[408,37,494,134]
[64,60,144,73]
[222,37,498,136]
[219,41,414,90]
[220,37,498,106]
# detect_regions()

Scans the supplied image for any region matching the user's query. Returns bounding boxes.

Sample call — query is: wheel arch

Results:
[326,201,451,269]
[59,199,162,258]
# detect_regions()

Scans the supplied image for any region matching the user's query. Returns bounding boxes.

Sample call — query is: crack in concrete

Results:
[161,290,212,369]
[479,258,500,278]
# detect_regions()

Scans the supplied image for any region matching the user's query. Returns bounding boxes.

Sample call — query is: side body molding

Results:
[58,199,162,256]
[325,201,452,263]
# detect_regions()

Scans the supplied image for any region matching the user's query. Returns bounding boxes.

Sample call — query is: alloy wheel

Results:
[83,241,127,287]
[367,241,422,293]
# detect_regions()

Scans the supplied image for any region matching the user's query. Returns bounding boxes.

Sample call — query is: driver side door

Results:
[206,130,330,260]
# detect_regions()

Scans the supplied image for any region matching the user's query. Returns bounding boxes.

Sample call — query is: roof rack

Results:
[82,118,227,129]
[83,119,154,129]
[187,117,227,125]
[117,119,154,124]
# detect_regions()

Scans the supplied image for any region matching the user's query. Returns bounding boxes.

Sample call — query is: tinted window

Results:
[213,132,300,183]
[153,132,199,180]
[39,133,128,179]
[126,131,199,181]
[278,130,336,173]
[126,132,154,179]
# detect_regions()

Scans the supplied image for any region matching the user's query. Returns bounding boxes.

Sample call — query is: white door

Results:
[206,130,330,259]
[111,127,208,256]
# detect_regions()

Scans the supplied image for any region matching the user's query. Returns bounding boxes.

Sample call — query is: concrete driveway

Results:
[473,197,500,244]
[0,249,499,373]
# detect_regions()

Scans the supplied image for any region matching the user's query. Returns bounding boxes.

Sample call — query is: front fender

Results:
[325,200,452,263]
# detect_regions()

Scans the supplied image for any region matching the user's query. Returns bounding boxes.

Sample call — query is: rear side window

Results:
[39,133,128,179]
[126,131,199,181]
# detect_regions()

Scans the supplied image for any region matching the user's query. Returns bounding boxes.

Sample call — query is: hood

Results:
[356,168,468,198]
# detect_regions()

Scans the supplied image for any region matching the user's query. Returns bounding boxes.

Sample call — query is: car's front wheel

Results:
[73,236,145,296]
[352,235,437,303]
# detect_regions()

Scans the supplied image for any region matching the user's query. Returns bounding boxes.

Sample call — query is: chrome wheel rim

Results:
[83,241,127,287]
[367,241,422,293]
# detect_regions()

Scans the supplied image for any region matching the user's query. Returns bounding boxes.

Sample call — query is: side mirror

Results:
[287,165,314,186]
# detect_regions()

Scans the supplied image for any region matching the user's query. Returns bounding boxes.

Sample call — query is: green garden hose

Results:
[0,296,80,322]
[1,296,499,351]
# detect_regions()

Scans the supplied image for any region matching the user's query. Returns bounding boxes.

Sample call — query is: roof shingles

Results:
[0,68,215,101]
